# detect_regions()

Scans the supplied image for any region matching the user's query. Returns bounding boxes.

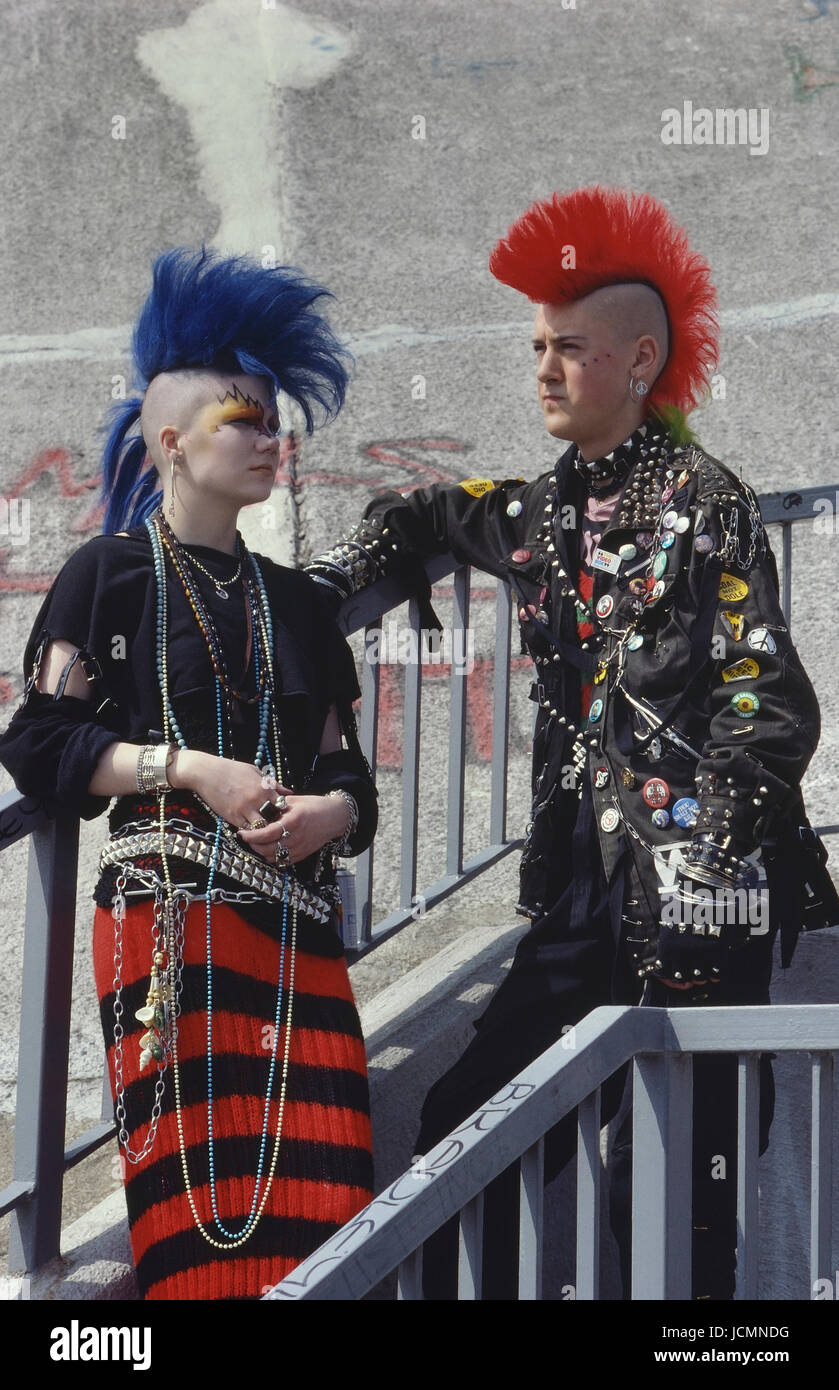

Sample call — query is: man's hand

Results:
[647,876,752,991]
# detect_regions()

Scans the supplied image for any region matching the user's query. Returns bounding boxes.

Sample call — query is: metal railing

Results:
[265,1004,839,1301]
[1,481,838,1280]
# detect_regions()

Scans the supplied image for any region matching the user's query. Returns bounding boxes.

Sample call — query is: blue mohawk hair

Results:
[101,246,351,534]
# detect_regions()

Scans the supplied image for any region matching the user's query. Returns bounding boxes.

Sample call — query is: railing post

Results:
[631,1052,693,1300]
[445,566,470,877]
[457,1193,484,1299]
[781,522,792,626]
[354,621,381,945]
[809,1052,834,1296]
[400,597,422,911]
[518,1138,544,1300]
[576,1089,602,1300]
[8,816,80,1271]
[735,1052,760,1300]
[490,581,512,847]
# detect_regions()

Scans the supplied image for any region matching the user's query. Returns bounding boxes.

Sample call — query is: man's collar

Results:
[570,421,671,498]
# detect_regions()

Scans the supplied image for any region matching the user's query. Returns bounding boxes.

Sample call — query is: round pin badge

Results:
[618,543,637,560]
[642,777,670,808]
[627,632,644,650]
[506,500,523,518]
[747,627,777,654]
[588,698,604,722]
[660,484,674,504]
[636,531,654,549]
[659,531,675,549]
[595,595,614,618]
[652,552,669,579]
[673,516,691,533]
[511,548,531,564]
[662,509,679,530]
[694,534,714,553]
[594,765,610,788]
[731,692,760,717]
[629,578,647,595]
[672,797,701,828]
[651,808,671,828]
[600,807,620,833]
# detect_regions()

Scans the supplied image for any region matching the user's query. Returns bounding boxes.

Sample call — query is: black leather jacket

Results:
[308,437,839,965]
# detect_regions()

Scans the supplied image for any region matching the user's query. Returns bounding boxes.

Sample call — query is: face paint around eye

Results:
[199,382,271,433]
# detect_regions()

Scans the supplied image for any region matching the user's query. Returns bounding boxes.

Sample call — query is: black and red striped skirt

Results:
[93,897,373,1300]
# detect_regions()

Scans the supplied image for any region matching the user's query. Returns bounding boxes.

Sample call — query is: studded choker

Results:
[572,423,663,498]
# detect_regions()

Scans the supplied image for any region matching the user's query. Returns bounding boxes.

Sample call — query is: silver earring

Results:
[169,455,182,516]
[629,377,649,403]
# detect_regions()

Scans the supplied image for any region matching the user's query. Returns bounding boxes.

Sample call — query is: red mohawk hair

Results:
[489,185,719,415]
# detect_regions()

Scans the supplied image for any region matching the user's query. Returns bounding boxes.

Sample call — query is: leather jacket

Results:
[308,436,839,966]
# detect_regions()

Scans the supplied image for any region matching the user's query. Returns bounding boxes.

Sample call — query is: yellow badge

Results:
[721,658,759,683]
[594,663,608,684]
[459,478,496,498]
[721,610,745,640]
[718,573,749,602]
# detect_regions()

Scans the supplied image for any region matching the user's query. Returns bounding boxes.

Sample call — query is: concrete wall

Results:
[1,0,838,1299]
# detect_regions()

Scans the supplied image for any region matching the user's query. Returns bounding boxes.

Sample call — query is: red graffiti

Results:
[0,437,478,595]
[371,657,531,766]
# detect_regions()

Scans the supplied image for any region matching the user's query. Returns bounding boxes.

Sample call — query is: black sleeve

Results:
[306,476,530,602]
[300,585,376,854]
[688,478,821,854]
[0,541,124,819]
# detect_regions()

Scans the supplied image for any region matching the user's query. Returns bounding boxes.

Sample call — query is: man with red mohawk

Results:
[309,186,837,1299]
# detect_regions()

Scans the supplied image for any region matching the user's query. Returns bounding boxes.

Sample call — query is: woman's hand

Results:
[172,751,291,832]
[239,793,351,864]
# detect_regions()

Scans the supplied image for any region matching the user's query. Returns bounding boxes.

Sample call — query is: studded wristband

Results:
[684,832,753,888]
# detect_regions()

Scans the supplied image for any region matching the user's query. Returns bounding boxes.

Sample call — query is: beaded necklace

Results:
[137,508,296,1248]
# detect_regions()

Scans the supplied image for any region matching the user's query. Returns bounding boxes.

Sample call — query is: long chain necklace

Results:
[113,509,296,1248]
[182,545,243,599]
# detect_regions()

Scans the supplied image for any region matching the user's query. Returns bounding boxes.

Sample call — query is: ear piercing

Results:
[629,377,649,403]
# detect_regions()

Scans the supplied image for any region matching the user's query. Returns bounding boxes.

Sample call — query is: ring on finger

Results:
[275,795,289,813]
[280,825,291,839]
[249,816,267,830]
[274,843,290,866]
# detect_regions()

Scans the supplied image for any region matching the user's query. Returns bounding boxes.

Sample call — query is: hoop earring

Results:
[629,377,649,403]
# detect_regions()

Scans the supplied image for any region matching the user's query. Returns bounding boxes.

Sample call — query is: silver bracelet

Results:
[152,742,176,791]
[326,788,359,855]
[136,745,158,795]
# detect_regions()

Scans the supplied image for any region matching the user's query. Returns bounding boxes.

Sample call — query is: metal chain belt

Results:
[100,828,334,924]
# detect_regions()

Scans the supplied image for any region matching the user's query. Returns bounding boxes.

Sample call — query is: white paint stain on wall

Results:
[136,0,353,258]
[3,294,837,367]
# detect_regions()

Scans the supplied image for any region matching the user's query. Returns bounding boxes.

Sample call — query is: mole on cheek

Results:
[581,361,587,367]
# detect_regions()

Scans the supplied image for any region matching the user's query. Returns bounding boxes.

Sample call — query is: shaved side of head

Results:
[140,369,272,469]
[579,282,670,370]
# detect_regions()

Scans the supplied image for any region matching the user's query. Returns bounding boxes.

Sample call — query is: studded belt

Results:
[99,828,334,925]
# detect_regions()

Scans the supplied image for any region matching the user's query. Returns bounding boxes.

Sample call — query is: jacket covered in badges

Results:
[309,441,838,965]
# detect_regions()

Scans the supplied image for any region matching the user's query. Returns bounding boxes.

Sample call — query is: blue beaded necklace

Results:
[146,511,295,1246]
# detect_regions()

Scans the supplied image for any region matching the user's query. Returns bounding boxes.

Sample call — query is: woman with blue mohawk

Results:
[0,247,378,1300]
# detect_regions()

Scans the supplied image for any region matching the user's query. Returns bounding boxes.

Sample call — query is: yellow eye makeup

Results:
[199,384,269,432]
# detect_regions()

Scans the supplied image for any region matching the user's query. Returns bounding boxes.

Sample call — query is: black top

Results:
[0,524,376,950]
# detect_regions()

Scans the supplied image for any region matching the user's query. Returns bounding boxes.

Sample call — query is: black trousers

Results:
[416,783,775,1300]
